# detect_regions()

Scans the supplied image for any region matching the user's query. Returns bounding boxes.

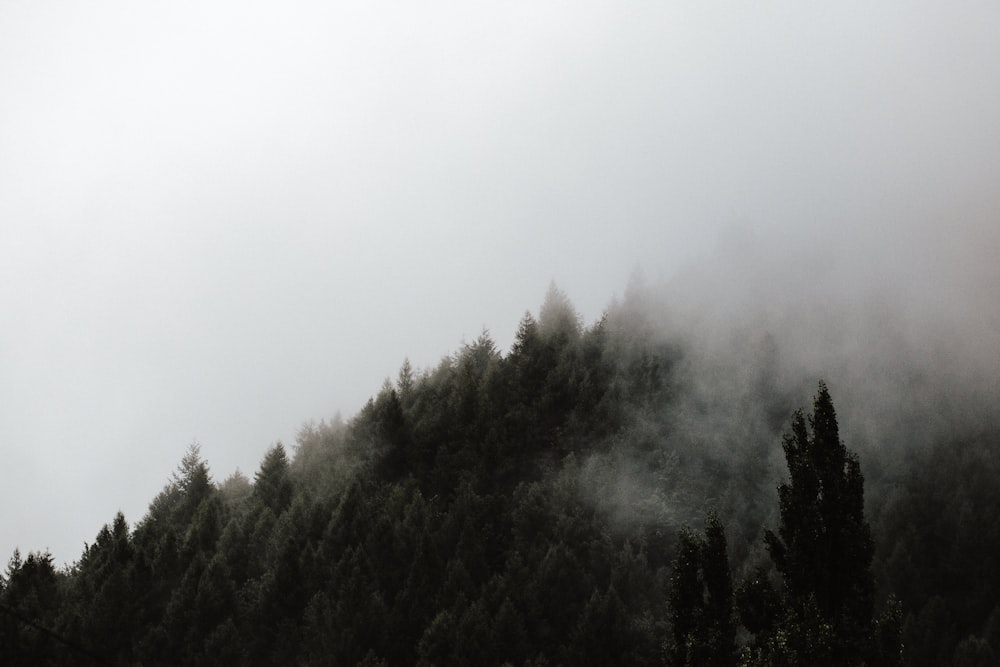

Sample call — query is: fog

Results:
[2,2,998,565]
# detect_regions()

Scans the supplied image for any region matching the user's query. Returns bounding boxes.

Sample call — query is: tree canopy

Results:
[1,287,994,666]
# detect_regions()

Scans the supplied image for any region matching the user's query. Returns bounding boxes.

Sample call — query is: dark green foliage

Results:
[1,287,993,665]
[735,569,782,639]
[253,443,293,514]
[667,513,736,667]
[875,432,1000,667]
[764,384,874,627]
[60,512,137,664]
[0,550,68,664]
[745,382,895,666]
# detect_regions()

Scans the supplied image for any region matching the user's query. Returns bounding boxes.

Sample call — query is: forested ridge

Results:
[3,283,999,666]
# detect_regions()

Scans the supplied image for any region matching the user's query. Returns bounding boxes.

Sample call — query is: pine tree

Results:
[703,513,737,665]
[538,281,581,342]
[169,442,214,528]
[397,357,415,407]
[759,381,880,665]
[668,512,736,667]
[254,443,294,515]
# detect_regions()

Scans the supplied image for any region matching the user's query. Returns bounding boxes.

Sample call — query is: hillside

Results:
[2,282,998,666]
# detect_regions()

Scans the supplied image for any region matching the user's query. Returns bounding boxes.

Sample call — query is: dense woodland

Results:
[2,283,999,666]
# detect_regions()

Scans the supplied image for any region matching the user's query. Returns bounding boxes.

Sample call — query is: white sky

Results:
[2,1,999,564]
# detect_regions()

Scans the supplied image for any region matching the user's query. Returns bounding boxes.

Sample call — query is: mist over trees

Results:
[2,277,999,666]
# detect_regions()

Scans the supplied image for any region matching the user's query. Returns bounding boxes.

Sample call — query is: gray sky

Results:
[2,2,999,565]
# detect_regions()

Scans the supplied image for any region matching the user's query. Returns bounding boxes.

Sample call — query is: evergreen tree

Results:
[756,381,885,665]
[397,357,415,407]
[0,550,69,664]
[64,512,137,663]
[538,281,581,342]
[175,443,213,501]
[668,513,736,667]
[253,443,294,515]
[703,514,737,664]
[369,382,412,480]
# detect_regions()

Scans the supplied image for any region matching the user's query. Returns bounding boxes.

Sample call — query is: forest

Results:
[2,281,998,666]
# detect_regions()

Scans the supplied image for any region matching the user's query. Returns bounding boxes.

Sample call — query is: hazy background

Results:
[2,1,998,565]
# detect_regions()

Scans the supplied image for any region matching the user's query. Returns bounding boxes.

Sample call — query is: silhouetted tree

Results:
[668,512,736,667]
[1,550,68,664]
[751,381,893,666]
[254,443,293,515]
[538,281,581,342]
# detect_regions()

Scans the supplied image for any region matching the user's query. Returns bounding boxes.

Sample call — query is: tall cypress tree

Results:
[761,381,876,664]
[668,512,736,667]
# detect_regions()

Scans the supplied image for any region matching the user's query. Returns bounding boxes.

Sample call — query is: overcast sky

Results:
[2,2,999,565]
